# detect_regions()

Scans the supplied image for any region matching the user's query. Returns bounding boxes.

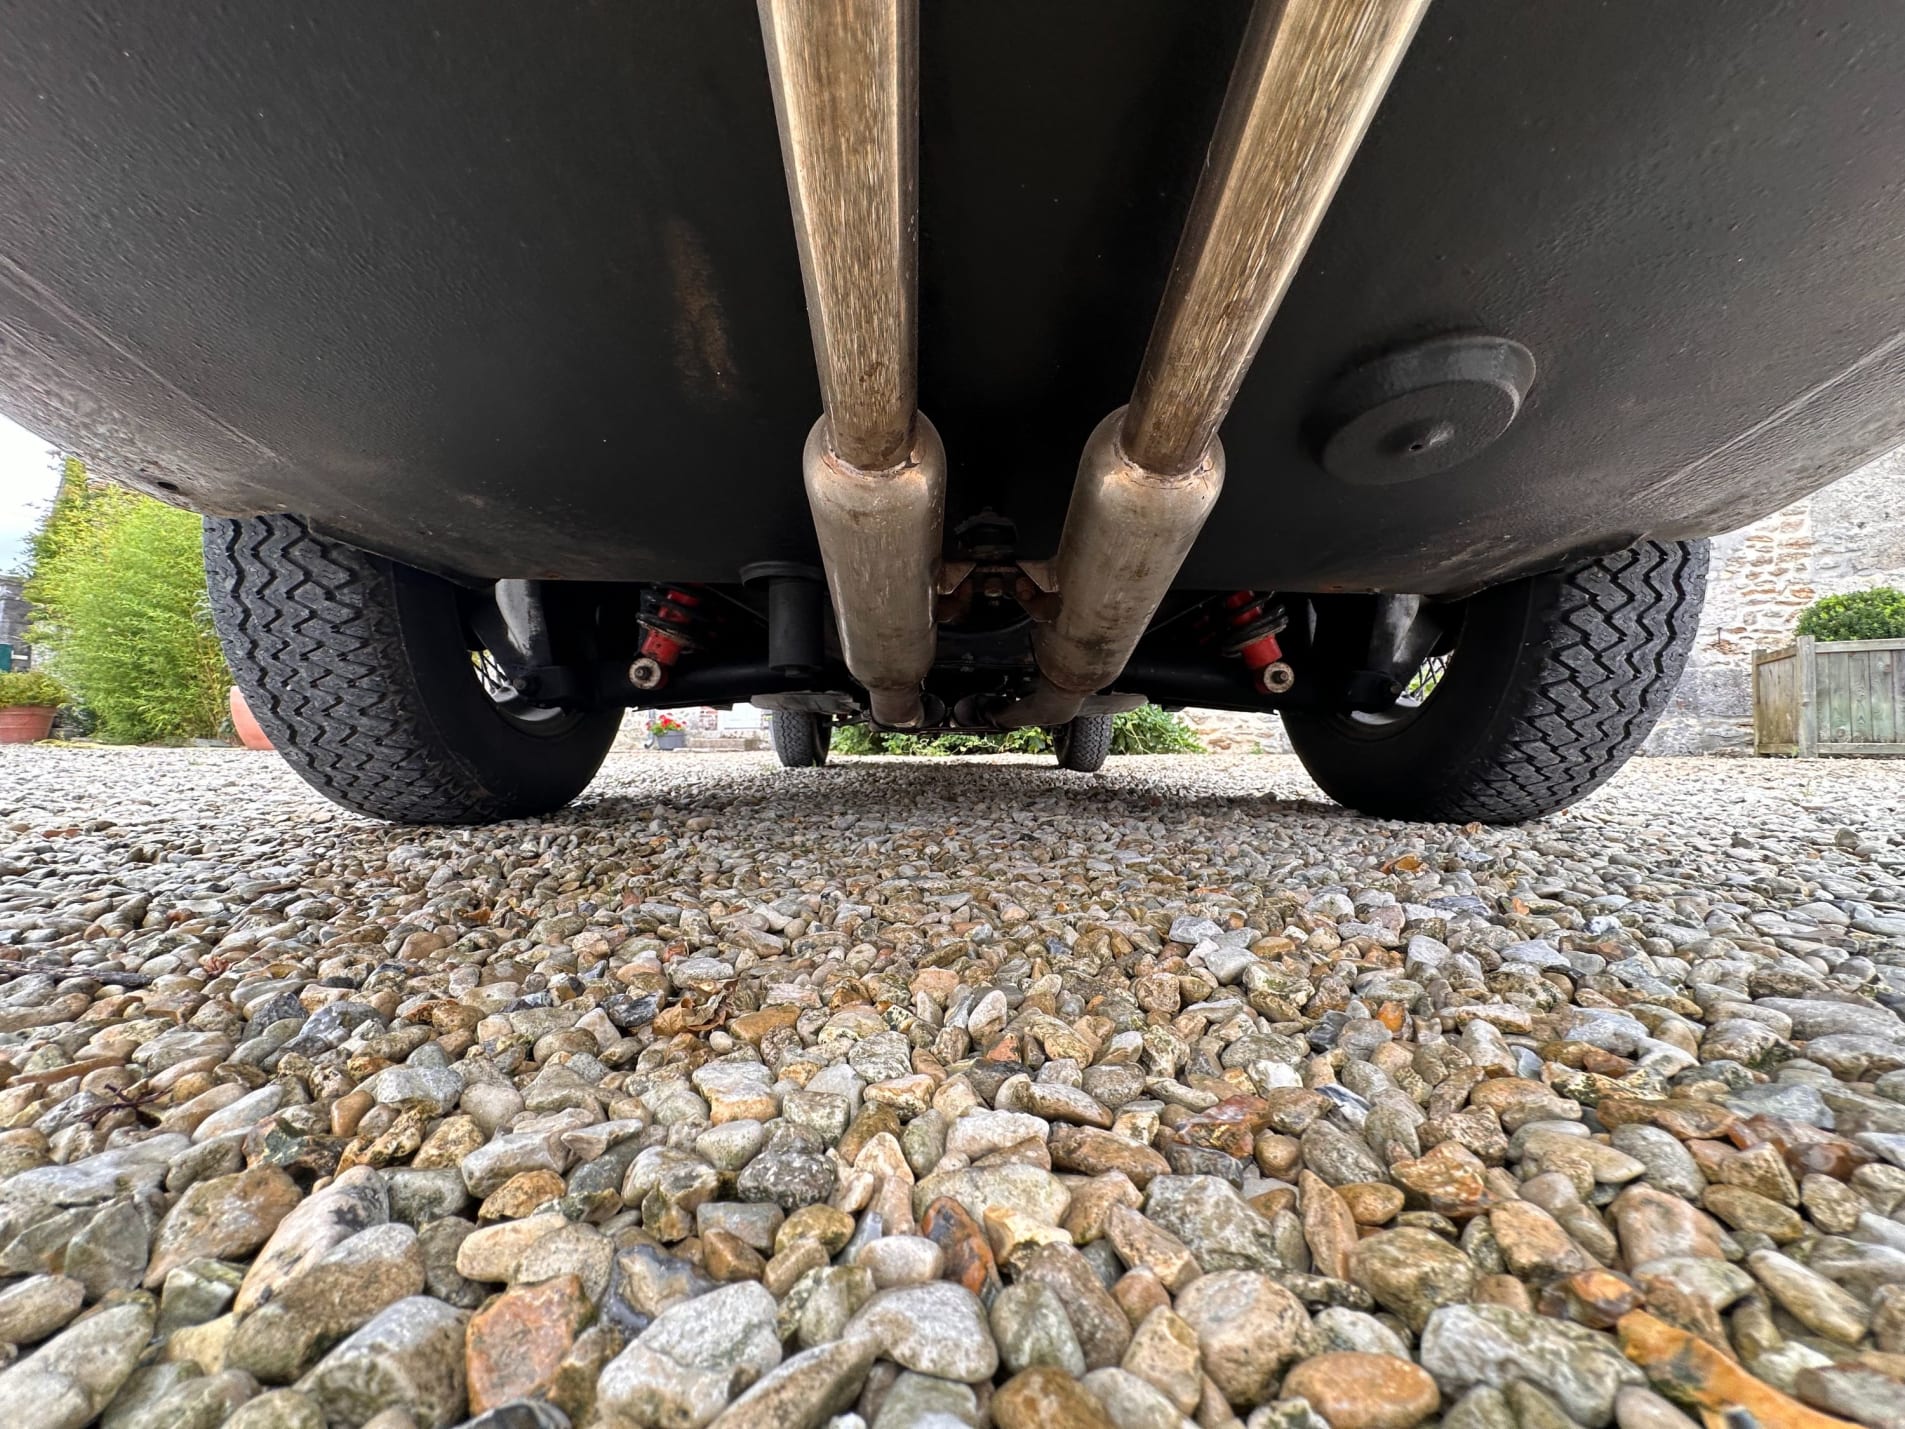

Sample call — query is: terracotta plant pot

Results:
[229,687,274,750]
[0,706,56,744]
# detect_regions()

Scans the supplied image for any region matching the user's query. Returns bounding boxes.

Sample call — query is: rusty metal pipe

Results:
[760,0,941,727]
[998,0,1430,729]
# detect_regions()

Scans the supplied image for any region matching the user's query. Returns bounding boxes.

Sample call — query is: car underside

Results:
[5,2,1903,823]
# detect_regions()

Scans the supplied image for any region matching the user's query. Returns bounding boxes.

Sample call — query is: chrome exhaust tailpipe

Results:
[759,0,941,728]
[998,0,1430,729]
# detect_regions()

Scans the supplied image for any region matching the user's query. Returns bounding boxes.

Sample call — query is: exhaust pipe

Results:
[998,0,1430,728]
[759,0,942,728]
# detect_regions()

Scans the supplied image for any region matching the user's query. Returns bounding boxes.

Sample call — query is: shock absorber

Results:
[629,586,704,692]
[1219,590,1295,695]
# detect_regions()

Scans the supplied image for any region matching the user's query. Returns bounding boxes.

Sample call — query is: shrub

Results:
[0,671,68,709]
[1109,704,1204,755]
[831,707,1201,756]
[830,721,882,756]
[1795,588,1905,643]
[25,461,230,743]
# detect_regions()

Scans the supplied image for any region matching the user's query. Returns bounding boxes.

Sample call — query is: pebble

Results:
[993,1365,1115,1428]
[235,1167,389,1315]
[232,1222,428,1382]
[707,1335,878,1427]
[1420,1304,1644,1426]
[297,1296,469,1429]
[1745,1248,1870,1344]
[596,1280,782,1427]
[0,1297,153,1427]
[1349,1226,1477,1331]
[222,1388,327,1429]
[1280,1351,1440,1429]
[847,1282,999,1382]
[855,1234,943,1288]
[463,1273,592,1411]
[1119,1305,1201,1414]
[989,1280,1087,1376]
[0,748,1900,1425]
[1176,1271,1310,1407]
[1080,1366,1189,1428]
[0,1273,86,1343]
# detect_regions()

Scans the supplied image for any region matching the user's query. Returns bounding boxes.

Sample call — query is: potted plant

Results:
[647,713,688,751]
[0,671,68,744]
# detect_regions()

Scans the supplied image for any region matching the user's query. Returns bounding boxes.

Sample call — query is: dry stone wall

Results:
[1647,450,1905,754]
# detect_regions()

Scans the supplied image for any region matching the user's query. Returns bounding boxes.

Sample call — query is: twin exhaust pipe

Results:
[759,0,1430,729]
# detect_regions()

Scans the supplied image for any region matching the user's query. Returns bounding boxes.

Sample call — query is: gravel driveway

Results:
[0,746,1902,1429]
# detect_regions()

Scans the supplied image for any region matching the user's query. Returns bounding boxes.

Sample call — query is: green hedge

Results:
[26,459,230,742]
[1795,588,1905,643]
[833,705,1202,756]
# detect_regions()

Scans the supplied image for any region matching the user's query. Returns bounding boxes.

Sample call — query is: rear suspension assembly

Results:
[629,586,705,692]
[1216,590,1295,695]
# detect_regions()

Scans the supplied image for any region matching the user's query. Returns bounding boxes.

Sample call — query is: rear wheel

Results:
[1052,713,1113,772]
[204,515,621,823]
[772,711,832,768]
[1283,540,1708,824]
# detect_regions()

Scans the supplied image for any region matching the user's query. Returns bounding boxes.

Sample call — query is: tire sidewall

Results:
[381,561,622,814]
[1282,574,1557,814]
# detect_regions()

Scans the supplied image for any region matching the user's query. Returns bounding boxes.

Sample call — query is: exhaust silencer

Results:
[999,0,1430,728]
[759,0,941,728]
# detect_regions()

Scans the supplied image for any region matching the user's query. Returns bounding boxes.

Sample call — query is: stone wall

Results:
[1646,449,1905,754]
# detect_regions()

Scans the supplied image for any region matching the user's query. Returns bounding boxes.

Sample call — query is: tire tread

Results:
[1056,713,1114,773]
[206,515,561,823]
[1406,540,1707,822]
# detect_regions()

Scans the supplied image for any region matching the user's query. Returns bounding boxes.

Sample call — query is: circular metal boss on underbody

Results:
[1313,334,1536,486]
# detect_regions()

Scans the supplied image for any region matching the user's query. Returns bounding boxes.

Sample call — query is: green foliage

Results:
[1109,704,1203,754]
[832,723,1046,756]
[884,726,1053,757]
[23,458,93,596]
[1795,588,1905,643]
[25,463,230,743]
[0,671,68,709]
[831,706,1202,757]
[829,721,883,756]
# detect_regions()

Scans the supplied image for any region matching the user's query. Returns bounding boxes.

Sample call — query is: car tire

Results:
[772,711,832,768]
[1283,539,1708,824]
[1053,713,1114,772]
[204,514,622,824]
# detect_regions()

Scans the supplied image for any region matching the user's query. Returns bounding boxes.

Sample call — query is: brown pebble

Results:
[992,1366,1114,1428]
[702,1229,765,1283]
[1112,1267,1172,1329]
[1281,1351,1440,1429]
[465,1273,590,1414]
[478,1169,567,1222]
[1338,1182,1406,1226]
[922,1196,1003,1302]
[331,1089,375,1139]
[1473,1272,1535,1313]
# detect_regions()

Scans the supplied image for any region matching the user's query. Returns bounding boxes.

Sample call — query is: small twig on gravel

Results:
[78,1086,163,1126]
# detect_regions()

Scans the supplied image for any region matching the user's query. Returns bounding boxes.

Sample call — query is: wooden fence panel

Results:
[1768,636,1905,757]
[1753,646,1801,755]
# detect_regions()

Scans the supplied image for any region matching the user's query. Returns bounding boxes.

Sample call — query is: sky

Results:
[0,411,59,575]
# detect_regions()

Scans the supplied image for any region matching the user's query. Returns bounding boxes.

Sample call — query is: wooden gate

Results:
[1754,635,1905,756]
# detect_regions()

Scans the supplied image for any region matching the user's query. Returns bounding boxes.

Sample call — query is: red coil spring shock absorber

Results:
[629,587,703,692]
[1221,591,1295,694]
